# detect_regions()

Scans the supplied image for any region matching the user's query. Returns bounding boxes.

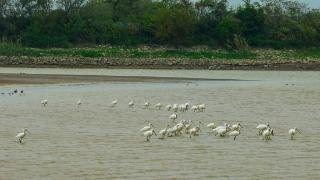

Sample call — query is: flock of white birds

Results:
[13,97,302,144]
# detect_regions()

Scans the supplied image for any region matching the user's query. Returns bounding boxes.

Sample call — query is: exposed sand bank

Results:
[0,73,249,86]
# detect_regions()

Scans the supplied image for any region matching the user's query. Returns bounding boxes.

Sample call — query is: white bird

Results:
[229,130,241,140]
[212,123,231,136]
[140,123,153,132]
[111,100,118,107]
[179,103,189,112]
[172,104,179,112]
[77,100,82,106]
[167,125,178,137]
[214,127,229,137]
[184,120,193,134]
[191,105,199,112]
[256,123,270,135]
[155,103,162,110]
[212,123,230,131]
[166,120,186,137]
[207,122,216,129]
[175,120,186,135]
[143,102,151,108]
[41,99,48,107]
[230,123,243,131]
[158,125,170,139]
[262,127,274,141]
[288,127,301,140]
[198,104,206,112]
[166,104,172,111]
[144,129,157,142]
[169,113,178,121]
[189,121,202,138]
[16,129,30,143]
[128,101,134,107]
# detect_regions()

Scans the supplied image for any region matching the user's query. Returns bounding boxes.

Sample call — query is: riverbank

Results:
[0,45,320,70]
[1,56,320,70]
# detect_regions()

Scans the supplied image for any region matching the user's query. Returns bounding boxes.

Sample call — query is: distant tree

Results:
[235,1,266,46]
[216,16,243,45]
[0,0,320,48]
[57,0,86,15]
[152,0,197,46]
[194,0,228,46]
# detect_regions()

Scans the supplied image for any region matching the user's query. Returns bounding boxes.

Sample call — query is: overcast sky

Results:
[228,0,320,8]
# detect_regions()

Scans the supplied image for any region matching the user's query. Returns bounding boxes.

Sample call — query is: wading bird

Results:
[191,105,199,112]
[143,102,151,108]
[41,100,48,107]
[229,130,241,140]
[198,104,206,112]
[158,125,170,139]
[169,113,178,122]
[214,126,229,137]
[144,129,157,142]
[230,123,243,131]
[288,127,301,140]
[77,100,82,106]
[140,123,153,132]
[256,123,270,135]
[207,122,216,129]
[166,104,172,111]
[155,103,162,110]
[262,127,274,141]
[128,101,134,107]
[111,100,118,107]
[172,104,179,112]
[16,129,30,143]
[189,121,202,138]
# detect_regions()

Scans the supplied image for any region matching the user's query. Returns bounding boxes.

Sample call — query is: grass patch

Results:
[293,48,320,59]
[0,42,257,59]
[1,42,319,61]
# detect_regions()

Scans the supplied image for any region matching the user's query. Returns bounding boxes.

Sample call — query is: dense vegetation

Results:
[0,0,319,49]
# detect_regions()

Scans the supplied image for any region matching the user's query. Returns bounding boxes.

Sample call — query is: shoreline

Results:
[0,56,320,71]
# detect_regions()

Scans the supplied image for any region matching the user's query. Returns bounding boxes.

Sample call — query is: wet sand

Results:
[0,73,248,86]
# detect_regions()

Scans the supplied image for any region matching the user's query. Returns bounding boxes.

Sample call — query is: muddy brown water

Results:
[0,68,320,179]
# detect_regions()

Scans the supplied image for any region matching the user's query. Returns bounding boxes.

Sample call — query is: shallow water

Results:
[0,69,320,179]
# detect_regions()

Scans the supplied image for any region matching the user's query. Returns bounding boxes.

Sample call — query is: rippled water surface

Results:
[1,68,320,179]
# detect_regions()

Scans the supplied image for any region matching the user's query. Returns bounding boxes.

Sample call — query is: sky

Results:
[228,0,320,8]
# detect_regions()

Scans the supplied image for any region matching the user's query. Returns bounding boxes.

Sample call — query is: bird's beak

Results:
[154,131,157,136]
[26,130,31,134]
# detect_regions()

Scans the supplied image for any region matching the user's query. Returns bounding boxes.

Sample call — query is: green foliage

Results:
[152,1,196,46]
[294,48,320,59]
[216,16,243,45]
[227,34,249,51]
[0,0,319,49]
[0,42,256,59]
[236,2,266,43]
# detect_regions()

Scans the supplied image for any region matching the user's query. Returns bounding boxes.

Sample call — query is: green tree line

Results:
[0,0,319,49]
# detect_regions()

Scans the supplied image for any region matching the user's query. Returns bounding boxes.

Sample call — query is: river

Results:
[0,68,319,179]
